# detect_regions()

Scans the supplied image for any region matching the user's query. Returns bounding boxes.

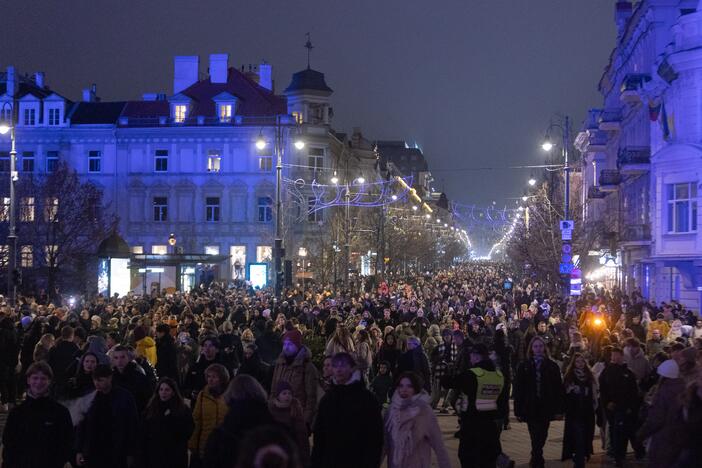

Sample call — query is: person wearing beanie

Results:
[637,359,686,467]
[268,380,310,465]
[271,326,318,427]
[134,325,157,367]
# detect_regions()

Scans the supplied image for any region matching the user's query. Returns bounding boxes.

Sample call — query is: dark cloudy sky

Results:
[1,0,616,209]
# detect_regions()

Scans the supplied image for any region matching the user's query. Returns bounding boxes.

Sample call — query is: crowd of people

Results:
[0,262,701,468]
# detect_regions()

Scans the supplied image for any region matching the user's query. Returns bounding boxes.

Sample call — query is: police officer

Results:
[443,343,505,468]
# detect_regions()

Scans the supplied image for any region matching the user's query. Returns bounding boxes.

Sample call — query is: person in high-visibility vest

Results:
[442,343,506,468]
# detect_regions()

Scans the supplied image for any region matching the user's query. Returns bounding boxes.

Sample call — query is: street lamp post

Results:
[0,102,18,306]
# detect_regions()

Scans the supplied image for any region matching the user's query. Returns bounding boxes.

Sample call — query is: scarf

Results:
[385,391,430,466]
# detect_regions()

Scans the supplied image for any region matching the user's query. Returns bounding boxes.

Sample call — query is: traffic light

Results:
[11,269,21,286]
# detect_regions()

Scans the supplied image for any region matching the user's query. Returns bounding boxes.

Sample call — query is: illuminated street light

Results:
[528,177,536,186]
[412,205,418,211]
[294,138,305,150]
[255,131,267,150]
[331,172,339,184]
[391,194,398,201]
[356,176,365,184]
[425,214,431,219]
[521,195,528,202]
[541,138,554,152]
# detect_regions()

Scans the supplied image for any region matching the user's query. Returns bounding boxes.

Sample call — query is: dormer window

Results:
[219,104,232,123]
[212,92,238,124]
[43,94,66,127]
[174,105,187,123]
[48,108,60,126]
[23,108,36,126]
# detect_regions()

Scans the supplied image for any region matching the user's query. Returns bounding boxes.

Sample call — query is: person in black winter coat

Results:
[256,322,282,365]
[47,326,80,396]
[238,344,272,390]
[2,362,74,468]
[395,336,431,393]
[0,316,19,407]
[111,345,154,414]
[561,353,596,468]
[138,377,194,468]
[184,337,225,400]
[311,352,384,468]
[155,324,179,381]
[75,364,139,468]
[203,375,275,468]
[513,336,565,468]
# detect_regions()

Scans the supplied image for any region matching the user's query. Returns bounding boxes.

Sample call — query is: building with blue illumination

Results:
[577,0,702,313]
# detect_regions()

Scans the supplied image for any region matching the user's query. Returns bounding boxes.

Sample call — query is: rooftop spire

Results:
[305,32,314,70]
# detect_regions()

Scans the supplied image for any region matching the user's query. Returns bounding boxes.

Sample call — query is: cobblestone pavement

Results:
[430,411,647,468]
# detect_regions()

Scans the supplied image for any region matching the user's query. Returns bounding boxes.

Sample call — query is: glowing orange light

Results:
[593,318,603,327]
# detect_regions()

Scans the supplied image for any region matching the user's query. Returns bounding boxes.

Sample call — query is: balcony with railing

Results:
[598,109,622,132]
[618,146,650,175]
[599,169,621,192]
[619,223,651,245]
[588,186,606,199]
[620,73,650,103]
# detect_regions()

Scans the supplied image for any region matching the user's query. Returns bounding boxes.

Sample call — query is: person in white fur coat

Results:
[384,371,451,468]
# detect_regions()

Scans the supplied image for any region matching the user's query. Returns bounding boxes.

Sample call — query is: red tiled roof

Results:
[182,67,287,117]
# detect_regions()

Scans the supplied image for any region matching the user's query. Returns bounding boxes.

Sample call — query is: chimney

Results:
[82,88,93,102]
[615,1,632,38]
[173,55,199,94]
[209,53,229,84]
[142,93,157,101]
[259,62,273,91]
[5,66,17,97]
[34,72,45,89]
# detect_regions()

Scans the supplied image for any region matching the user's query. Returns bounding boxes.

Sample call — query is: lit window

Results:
[0,197,9,222]
[151,245,167,255]
[206,197,221,222]
[131,246,144,254]
[23,108,36,126]
[22,152,34,172]
[44,197,58,222]
[45,245,58,265]
[230,245,246,279]
[667,182,698,233]
[219,105,232,122]
[153,197,168,222]
[205,245,220,255]
[46,151,59,172]
[207,150,221,172]
[0,152,9,172]
[48,108,60,126]
[308,196,322,222]
[88,150,101,173]
[292,111,303,124]
[258,156,272,172]
[155,150,168,172]
[257,197,272,223]
[20,197,34,222]
[20,245,33,268]
[256,246,272,263]
[174,105,187,123]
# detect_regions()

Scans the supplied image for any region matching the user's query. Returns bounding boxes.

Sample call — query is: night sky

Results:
[1,0,615,209]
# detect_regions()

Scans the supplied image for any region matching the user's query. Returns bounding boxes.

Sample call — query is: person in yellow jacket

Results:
[188,363,230,467]
[647,313,671,341]
[134,326,157,367]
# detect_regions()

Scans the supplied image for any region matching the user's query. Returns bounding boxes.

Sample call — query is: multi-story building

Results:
[577,0,702,312]
[0,53,359,293]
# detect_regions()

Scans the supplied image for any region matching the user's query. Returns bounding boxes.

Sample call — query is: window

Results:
[207,150,221,173]
[219,104,232,122]
[308,147,324,176]
[667,182,698,233]
[174,105,187,123]
[20,245,32,268]
[256,246,272,263]
[48,108,60,126]
[151,245,167,255]
[46,151,59,172]
[0,152,9,172]
[155,150,168,172]
[206,197,221,222]
[45,245,58,265]
[22,152,34,172]
[88,150,101,173]
[153,197,168,222]
[230,245,246,279]
[44,197,58,222]
[205,245,220,255]
[23,108,36,126]
[258,156,272,172]
[292,111,303,124]
[308,196,323,222]
[258,197,272,222]
[131,246,144,254]
[0,107,10,123]
[0,197,9,222]
[20,197,34,222]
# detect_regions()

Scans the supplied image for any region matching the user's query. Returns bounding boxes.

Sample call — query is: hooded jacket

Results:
[270,346,318,424]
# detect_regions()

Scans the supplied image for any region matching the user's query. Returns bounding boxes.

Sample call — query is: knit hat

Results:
[274,380,293,397]
[133,325,147,342]
[657,359,680,379]
[282,329,303,349]
[20,315,32,329]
